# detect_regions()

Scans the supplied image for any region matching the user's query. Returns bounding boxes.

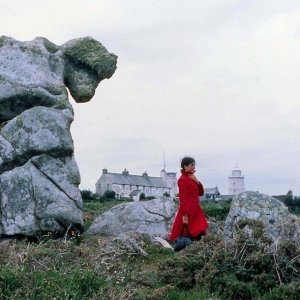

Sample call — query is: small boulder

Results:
[103,232,148,257]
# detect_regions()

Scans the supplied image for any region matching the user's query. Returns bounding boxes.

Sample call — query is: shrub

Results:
[103,190,116,199]
[81,189,93,199]
[202,201,231,220]
[261,280,300,300]
[81,189,100,202]
[156,223,300,299]
[139,192,146,200]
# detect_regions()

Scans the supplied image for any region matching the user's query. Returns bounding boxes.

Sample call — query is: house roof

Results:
[204,187,220,194]
[99,172,172,188]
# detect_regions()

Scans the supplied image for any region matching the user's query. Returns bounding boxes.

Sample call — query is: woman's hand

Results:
[182,215,189,224]
[189,174,199,183]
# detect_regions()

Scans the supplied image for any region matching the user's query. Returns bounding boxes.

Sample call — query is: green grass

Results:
[164,289,216,300]
[0,268,106,299]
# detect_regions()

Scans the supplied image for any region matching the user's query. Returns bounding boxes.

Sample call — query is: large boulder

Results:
[0,107,74,173]
[87,198,177,238]
[0,158,82,235]
[0,36,117,237]
[224,191,300,245]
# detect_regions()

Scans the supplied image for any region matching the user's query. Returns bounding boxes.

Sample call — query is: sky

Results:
[1,0,300,196]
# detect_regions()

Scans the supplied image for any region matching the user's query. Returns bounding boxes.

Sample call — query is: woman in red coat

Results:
[169,157,208,242]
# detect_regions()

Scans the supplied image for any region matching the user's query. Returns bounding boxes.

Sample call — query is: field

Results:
[0,199,299,299]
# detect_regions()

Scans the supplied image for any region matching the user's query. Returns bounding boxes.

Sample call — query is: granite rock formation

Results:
[0,36,117,237]
[224,191,300,246]
[87,198,177,238]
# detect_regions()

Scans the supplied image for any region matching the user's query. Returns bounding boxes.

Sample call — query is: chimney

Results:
[122,168,129,176]
[160,169,166,179]
[102,168,108,175]
[142,171,148,177]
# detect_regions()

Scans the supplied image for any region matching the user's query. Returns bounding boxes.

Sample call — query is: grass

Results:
[0,235,175,299]
[1,199,299,299]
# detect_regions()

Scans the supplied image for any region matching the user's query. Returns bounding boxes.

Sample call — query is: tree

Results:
[293,196,300,213]
[284,190,294,207]
[287,190,293,198]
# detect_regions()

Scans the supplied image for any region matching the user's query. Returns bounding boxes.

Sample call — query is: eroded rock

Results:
[0,36,117,237]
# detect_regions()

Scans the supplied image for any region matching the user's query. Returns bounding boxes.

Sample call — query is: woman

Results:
[170,157,208,242]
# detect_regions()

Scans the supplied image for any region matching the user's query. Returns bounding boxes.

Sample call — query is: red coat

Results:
[169,171,208,241]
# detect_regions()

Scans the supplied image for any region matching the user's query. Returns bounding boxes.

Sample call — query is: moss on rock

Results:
[62,37,117,79]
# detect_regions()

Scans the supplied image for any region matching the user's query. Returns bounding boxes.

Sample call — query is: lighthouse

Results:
[228,165,245,195]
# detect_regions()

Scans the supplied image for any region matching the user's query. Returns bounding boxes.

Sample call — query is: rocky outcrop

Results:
[87,198,221,239]
[224,191,300,246]
[0,36,117,237]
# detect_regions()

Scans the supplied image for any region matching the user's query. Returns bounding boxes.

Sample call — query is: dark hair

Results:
[181,157,195,169]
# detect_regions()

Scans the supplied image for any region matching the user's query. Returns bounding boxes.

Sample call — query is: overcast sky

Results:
[1,0,300,195]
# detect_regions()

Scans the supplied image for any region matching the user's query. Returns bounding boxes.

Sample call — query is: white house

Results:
[95,168,176,199]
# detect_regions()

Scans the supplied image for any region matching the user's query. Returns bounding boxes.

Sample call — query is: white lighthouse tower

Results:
[228,165,245,195]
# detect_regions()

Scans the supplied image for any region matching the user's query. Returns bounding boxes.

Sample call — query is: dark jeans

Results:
[173,236,193,252]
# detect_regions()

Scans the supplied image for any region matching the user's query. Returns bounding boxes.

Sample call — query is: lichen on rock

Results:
[224,191,300,247]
